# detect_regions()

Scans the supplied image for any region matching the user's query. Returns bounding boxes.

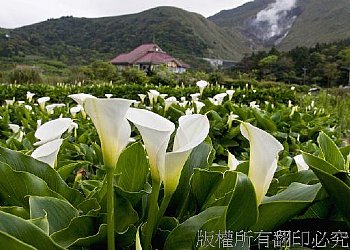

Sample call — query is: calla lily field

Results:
[0,80,349,249]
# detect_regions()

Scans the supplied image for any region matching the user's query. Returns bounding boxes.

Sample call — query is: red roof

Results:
[111,43,188,68]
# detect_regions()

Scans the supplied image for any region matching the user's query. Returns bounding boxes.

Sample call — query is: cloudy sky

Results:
[0,0,252,28]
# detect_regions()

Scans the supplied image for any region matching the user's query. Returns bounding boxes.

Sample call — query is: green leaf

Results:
[0,211,64,249]
[50,216,104,248]
[302,153,339,175]
[164,206,226,250]
[115,142,149,192]
[0,147,84,206]
[0,231,36,250]
[317,132,345,171]
[114,194,139,233]
[252,183,321,231]
[191,169,223,209]
[77,198,101,215]
[29,196,79,234]
[226,172,258,231]
[30,214,49,234]
[308,165,350,227]
[0,206,29,219]
[0,162,64,208]
[253,109,277,132]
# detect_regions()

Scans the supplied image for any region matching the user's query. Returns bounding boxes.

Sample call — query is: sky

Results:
[0,0,253,29]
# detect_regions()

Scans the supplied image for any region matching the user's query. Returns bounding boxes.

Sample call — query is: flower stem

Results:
[157,193,172,222]
[142,179,161,250]
[106,167,115,250]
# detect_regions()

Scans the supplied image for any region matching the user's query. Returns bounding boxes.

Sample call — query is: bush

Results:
[8,67,42,84]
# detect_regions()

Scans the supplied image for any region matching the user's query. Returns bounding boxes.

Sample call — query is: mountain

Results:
[0,6,249,68]
[209,0,350,51]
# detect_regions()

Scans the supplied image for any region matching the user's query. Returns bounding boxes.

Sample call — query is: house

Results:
[110,43,189,73]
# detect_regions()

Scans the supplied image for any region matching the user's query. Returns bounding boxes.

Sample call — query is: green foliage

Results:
[7,67,42,84]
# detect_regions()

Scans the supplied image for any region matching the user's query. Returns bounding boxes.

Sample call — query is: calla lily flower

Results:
[127,109,209,194]
[69,93,96,119]
[46,103,66,114]
[84,98,133,168]
[138,94,146,104]
[159,94,168,99]
[26,91,35,102]
[226,90,235,101]
[70,105,82,117]
[148,90,160,106]
[228,151,240,171]
[249,101,260,110]
[9,124,20,133]
[185,108,194,115]
[68,93,96,106]
[213,93,227,105]
[190,93,200,102]
[227,112,239,129]
[5,98,15,106]
[34,118,73,146]
[163,114,209,194]
[31,139,63,168]
[240,122,283,204]
[294,154,309,171]
[196,80,209,96]
[194,101,205,113]
[127,108,175,181]
[164,97,177,112]
[37,97,50,110]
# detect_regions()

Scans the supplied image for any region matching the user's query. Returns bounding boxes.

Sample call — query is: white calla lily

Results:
[163,114,209,194]
[194,101,205,113]
[196,80,209,96]
[127,108,175,181]
[26,91,35,102]
[226,89,235,101]
[228,151,240,171]
[31,139,63,168]
[46,103,66,114]
[34,118,73,146]
[240,122,283,204]
[84,98,133,168]
[138,94,146,104]
[214,93,227,105]
[127,109,209,194]
[148,89,160,106]
[5,98,15,106]
[68,93,96,106]
[294,154,309,171]
[70,105,82,117]
[37,97,50,110]
[9,124,20,133]
[164,96,177,112]
[190,93,200,102]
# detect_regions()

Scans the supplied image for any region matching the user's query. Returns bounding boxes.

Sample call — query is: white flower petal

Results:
[127,108,175,180]
[294,154,309,171]
[228,151,240,171]
[85,98,132,167]
[240,122,283,204]
[31,139,63,168]
[69,93,96,106]
[34,118,73,146]
[173,114,209,153]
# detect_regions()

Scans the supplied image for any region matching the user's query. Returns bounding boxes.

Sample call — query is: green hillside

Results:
[0,6,249,69]
[209,0,350,51]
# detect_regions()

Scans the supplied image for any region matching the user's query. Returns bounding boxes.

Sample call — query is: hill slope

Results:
[0,6,249,67]
[209,0,350,51]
